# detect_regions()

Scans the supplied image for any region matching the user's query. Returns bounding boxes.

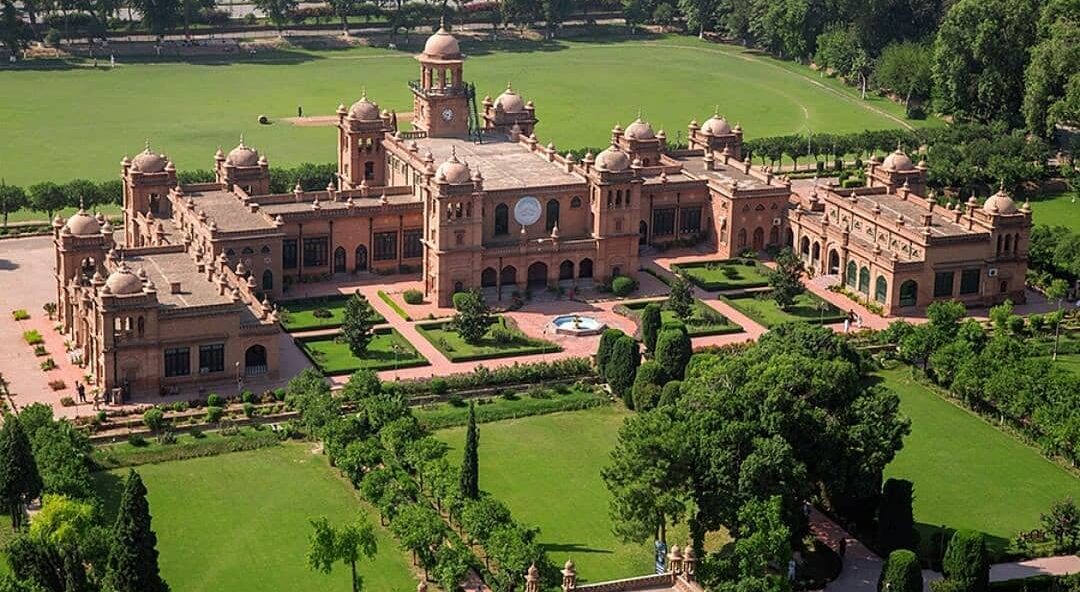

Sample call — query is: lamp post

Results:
[235,361,242,396]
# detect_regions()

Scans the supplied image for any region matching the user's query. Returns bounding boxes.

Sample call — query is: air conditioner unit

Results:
[987,268,999,277]
[773,218,782,226]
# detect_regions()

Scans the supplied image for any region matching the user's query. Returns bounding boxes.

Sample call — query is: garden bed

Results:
[616,298,743,337]
[278,294,385,332]
[672,258,772,291]
[415,317,561,362]
[413,384,609,430]
[296,327,428,375]
[720,291,847,328]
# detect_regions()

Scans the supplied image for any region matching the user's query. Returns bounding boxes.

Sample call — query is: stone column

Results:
[561,559,577,592]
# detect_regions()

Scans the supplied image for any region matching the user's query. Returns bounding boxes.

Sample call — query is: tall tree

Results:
[0,414,43,530]
[389,504,447,578]
[459,402,479,500]
[104,470,169,592]
[877,478,917,555]
[132,0,181,37]
[678,0,718,38]
[768,247,804,309]
[873,41,934,113]
[307,515,378,592]
[880,549,922,592]
[640,303,662,352]
[606,335,641,400]
[1023,16,1080,137]
[941,529,989,592]
[27,183,67,221]
[253,0,298,35]
[668,275,694,322]
[0,182,28,230]
[452,290,492,346]
[655,325,691,381]
[342,291,378,357]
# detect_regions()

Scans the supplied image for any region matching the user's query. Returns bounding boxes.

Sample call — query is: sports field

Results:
[91,444,417,592]
[0,33,933,187]
[879,368,1080,555]
[1028,192,1080,233]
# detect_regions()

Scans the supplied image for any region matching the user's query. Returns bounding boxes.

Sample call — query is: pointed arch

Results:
[546,199,560,232]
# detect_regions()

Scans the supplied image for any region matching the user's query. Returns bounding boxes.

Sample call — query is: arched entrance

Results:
[827,250,840,275]
[785,228,794,248]
[858,266,870,294]
[262,269,273,290]
[769,226,779,246]
[354,245,368,272]
[333,247,346,273]
[899,280,918,307]
[639,221,648,246]
[481,267,497,288]
[752,227,765,251]
[800,236,810,258]
[559,260,574,281]
[500,266,517,287]
[527,262,548,289]
[245,345,268,376]
[579,258,594,279]
[875,276,888,303]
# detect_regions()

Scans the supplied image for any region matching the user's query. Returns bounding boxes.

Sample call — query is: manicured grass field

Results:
[414,385,608,430]
[416,317,560,362]
[879,368,1080,555]
[1052,353,1080,377]
[0,33,934,188]
[279,294,385,332]
[619,298,743,337]
[1028,192,1080,233]
[436,406,654,582]
[673,259,772,292]
[91,444,418,592]
[297,327,427,375]
[720,291,845,328]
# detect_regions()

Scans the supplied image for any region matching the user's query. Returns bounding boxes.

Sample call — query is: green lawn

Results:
[297,327,428,375]
[1028,192,1080,233]
[416,317,560,362]
[436,406,656,583]
[0,33,935,188]
[414,386,608,430]
[879,368,1080,556]
[1051,353,1080,377]
[279,294,385,332]
[673,259,772,292]
[619,298,743,337]
[720,291,846,328]
[91,444,418,592]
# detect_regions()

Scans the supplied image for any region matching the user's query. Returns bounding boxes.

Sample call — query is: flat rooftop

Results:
[408,136,586,191]
[259,192,420,215]
[828,189,975,238]
[186,189,278,233]
[677,156,774,190]
[124,251,236,309]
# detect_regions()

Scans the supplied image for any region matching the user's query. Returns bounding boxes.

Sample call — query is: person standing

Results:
[297,105,303,118]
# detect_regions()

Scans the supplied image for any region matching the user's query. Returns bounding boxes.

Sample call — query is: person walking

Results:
[297,105,303,118]
[76,381,86,403]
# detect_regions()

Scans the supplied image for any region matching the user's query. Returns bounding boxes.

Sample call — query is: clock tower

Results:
[411,21,470,138]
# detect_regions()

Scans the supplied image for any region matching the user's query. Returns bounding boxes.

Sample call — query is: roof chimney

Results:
[170,281,182,294]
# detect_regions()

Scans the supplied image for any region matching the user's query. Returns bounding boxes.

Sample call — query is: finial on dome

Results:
[238,133,245,148]
[507,80,513,91]
[78,195,86,212]
[714,104,720,116]
[449,145,459,162]
[439,15,446,30]
[144,139,152,153]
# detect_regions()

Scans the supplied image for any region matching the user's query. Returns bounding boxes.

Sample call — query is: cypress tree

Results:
[105,470,169,592]
[459,402,479,500]
[596,329,624,375]
[655,324,692,380]
[606,335,640,400]
[641,303,662,352]
[0,414,43,529]
[878,549,922,592]
[942,529,989,592]
[878,478,917,555]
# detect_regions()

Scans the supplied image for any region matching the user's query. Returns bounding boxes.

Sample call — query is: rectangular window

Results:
[283,239,298,269]
[373,231,398,261]
[679,207,702,234]
[163,347,190,377]
[302,237,329,267]
[959,268,981,295]
[198,343,225,374]
[402,229,423,259]
[653,208,676,237]
[933,271,954,298]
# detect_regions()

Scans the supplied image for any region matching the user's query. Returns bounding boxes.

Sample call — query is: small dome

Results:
[701,114,731,136]
[64,209,101,236]
[564,559,575,571]
[494,84,524,113]
[348,95,381,121]
[423,25,461,59]
[435,147,471,184]
[131,144,167,173]
[595,145,630,172]
[882,149,914,171]
[625,118,655,140]
[227,138,260,167]
[983,188,1018,215]
[104,263,144,296]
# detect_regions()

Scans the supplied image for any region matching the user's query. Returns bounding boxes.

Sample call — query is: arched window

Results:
[137,316,144,337]
[481,267,497,287]
[579,258,593,279]
[546,199,560,232]
[261,245,271,254]
[615,191,622,207]
[242,247,254,255]
[846,261,857,288]
[1004,234,1012,253]
[354,245,368,271]
[494,204,509,236]
[737,228,747,248]
[262,269,273,290]
[528,262,548,287]
[570,196,582,208]
[769,226,779,245]
[500,266,517,286]
[811,241,820,262]
[245,345,268,375]
[333,247,346,273]
[800,236,810,256]
[875,276,888,303]
[899,280,918,307]
[559,260,574,280]
[858,266,871,294]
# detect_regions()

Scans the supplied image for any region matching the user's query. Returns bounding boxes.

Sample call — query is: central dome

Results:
[625,118,655,140]
[227,139,260,167]
[882,148,914,171]
[701,114,731,136]
[348,95,381,121]
[595,145,630,172]
[435,147,471,184]
[983,188,1018,215]
[64,209,102,237]
[423,25,461,59]
[494,84,524,113]
[105,263,144,296]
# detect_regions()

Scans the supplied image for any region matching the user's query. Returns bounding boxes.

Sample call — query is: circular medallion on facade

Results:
[514,196,542,226]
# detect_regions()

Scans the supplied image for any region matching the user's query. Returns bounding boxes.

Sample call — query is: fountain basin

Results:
[550,314,607,337]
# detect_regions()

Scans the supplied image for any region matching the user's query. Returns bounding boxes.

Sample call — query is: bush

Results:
[880,549,922,592]
[206,393,223,407]
[631,361,665,411]
[641,303,662,352]
[23,330,43,345]
[241,390,255,404]
[605,335,640,399]
[190,427,205,439]
[142,408,166,432]
[205,406,225,423]
[403,289,424,305]
[878,478,918,555]
[655,325,691,380]
[44,28,61,46]
[40,358,57,371]
[596,329,624,376]
[33,345,48,357]
[127,434,148,447]
[48,380,66,391]
[11,309,29,321]
[431,378,449,396]
[660,380,682,406]
[243,402,256,418]
[942,530,989,592]
[611,276,636,297]
[489,323,520,346]
[59,396,75,407]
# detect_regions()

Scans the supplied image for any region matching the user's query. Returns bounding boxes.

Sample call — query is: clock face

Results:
[441,108,455,122]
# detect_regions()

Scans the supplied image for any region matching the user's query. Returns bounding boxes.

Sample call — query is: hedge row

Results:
[394,357,594,395]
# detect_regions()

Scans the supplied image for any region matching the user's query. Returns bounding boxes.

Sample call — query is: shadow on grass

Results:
[542,542,614,555]
[91,470,127,525]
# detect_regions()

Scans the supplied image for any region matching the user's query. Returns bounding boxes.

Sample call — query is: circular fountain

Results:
[550,314,607,337]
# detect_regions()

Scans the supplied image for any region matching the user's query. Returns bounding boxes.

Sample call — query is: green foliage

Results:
[377,290,412,322]
[459,402,479,500]
[768,247,804,309]
[341,291,378,357]
[402,289,424,305]
[142,408,166,434]
[654,325,691,380]
[873,41,933,109]
[1023,6,1080,136]
[306,514,378,592]
[668,275,694,321]
[605,335,640,400]
[388,504,446,575]
[631,360,666,411]
[710,496,792,591]
[879,549,922,592]
[611,276,636,297]
[1041,498,1080,554]
[942,529,990,592]
[659,380,682,407]
[104,470,169,592]
[0,182,29,228]
[0,414,43,529]
[451,290,492,346]
[641,303,662,352]
[877,478,917,555]
[596,329,625,377]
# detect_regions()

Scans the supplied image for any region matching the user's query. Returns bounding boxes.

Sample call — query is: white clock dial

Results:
[441,108,455,122]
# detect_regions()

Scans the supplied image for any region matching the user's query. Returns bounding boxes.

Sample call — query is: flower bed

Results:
[296,327,428,375]
[672,258,771,291]
[415,317,560,362]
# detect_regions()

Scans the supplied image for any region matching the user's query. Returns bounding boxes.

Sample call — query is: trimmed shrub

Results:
[596,329,624,376]
[23,330,43,345]
[611,276,636,297]
[660,380,683,407]
[655,325,691,380]
[942,530,989,592]
[878,478,918,555]
[243,402,256,418]
[205,406,225,423]
[142,408,166,432]
[11,309,29,321]
[606,335,640,400]
[206,393,223,407]
[641,303,662,352]
[631,360,665,411]
[40,358,57,371]
[403,289,424,305]
[879,549,922,592]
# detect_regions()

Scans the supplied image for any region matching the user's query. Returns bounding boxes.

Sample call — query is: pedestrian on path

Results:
[298,105,303,118]
[838,537,847,559]
[76,381,86,403]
